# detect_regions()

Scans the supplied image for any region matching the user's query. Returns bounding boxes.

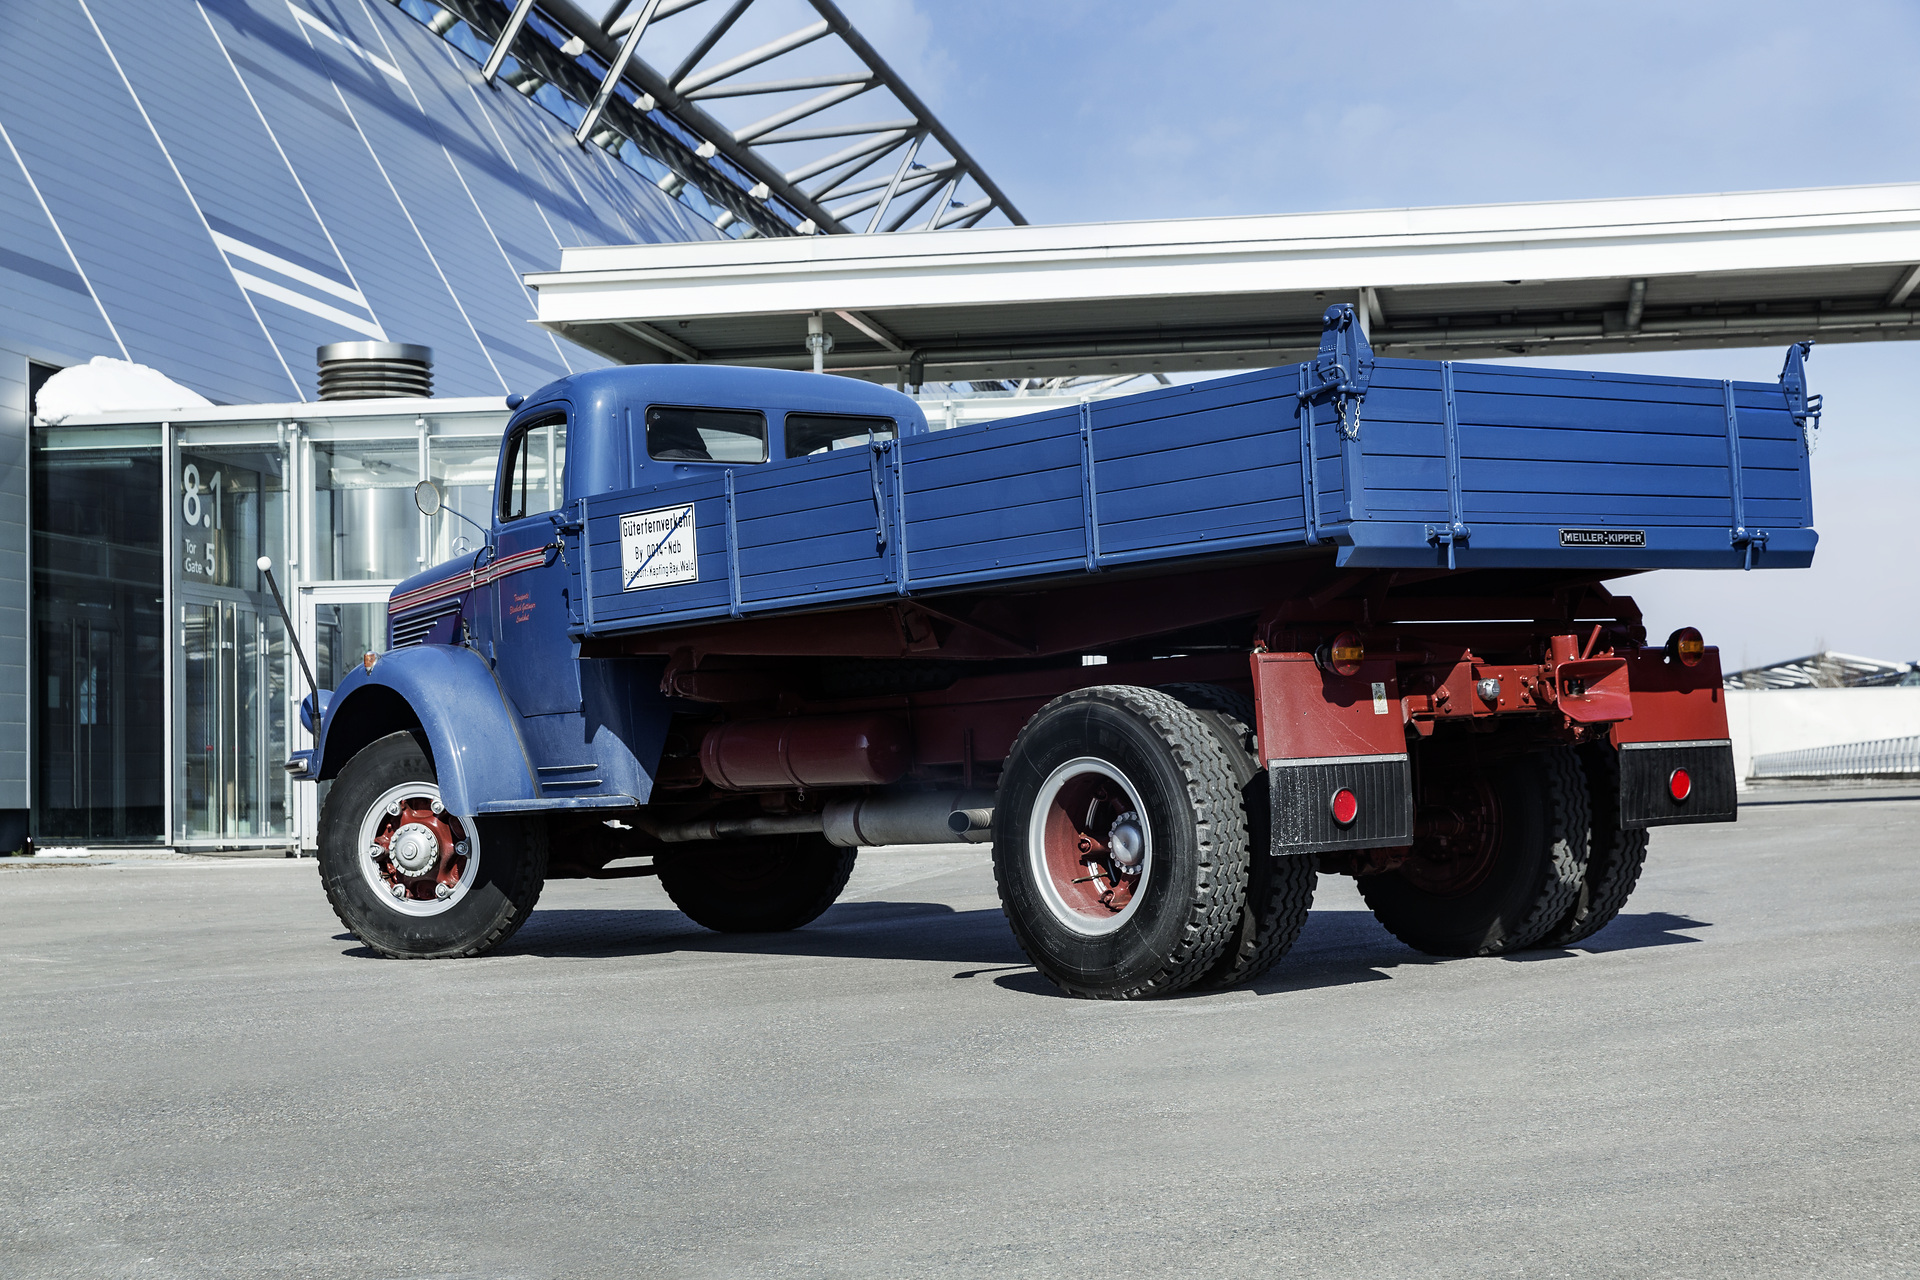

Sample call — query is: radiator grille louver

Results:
[389,604,460,649]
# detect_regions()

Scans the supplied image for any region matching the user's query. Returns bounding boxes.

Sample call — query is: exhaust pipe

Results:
[822,790,995,847]
[639,790,995,847]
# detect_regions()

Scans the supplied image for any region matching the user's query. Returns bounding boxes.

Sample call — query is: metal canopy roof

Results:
[1726,652,1919,690]
[527,183,1920,383]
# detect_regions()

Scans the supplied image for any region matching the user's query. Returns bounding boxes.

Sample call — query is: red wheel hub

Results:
[1403,771,1502,897]
[1039,770,1144,919]
[371,798,468,901]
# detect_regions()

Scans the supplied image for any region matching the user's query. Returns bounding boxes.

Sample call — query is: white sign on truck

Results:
[620,504,698,591]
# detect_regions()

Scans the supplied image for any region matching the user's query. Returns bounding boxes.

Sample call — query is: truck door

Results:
[491,410,579,715]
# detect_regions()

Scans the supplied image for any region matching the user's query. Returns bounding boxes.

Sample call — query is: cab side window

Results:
[646,406,767,464]
[784,412,896,458]
[500,414,567,521]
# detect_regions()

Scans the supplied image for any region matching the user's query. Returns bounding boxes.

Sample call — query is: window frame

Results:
[497,410,569,523]
[782,411,898,460]
[644,403,769,465]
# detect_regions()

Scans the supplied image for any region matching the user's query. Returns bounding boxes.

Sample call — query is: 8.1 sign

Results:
[180,458,224,583]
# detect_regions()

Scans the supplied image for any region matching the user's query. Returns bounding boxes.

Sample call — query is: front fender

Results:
[315,645,538,817]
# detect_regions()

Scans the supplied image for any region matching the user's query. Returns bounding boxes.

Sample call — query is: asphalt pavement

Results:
[2,786,1916,1279]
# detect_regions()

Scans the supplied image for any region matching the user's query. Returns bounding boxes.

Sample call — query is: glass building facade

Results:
[30,398,510,850]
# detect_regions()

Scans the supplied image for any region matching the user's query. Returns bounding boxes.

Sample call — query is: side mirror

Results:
[413,479,442,516]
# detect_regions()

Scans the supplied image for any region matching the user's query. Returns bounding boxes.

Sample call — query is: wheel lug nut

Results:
[390,883,407,900]
[435,882,453,899]
[430,800,444,815]
[387,801,402,816]
[454,841,469,856]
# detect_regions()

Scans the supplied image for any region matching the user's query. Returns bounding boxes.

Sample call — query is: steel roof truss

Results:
[575,0,664,145]
[480,0,538,83]
[524,0,1021,237]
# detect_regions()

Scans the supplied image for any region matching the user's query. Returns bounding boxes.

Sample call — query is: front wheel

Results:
[993,685,1250,999]
[317,731,547,958]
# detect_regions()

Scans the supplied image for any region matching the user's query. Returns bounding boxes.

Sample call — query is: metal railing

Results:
[1751,734,1920,780]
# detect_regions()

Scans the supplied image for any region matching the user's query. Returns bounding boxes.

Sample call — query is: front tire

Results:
[993,686,1250,999]
[655,834,857,933]
[318,731,547,959]
[1359,746,1589,957]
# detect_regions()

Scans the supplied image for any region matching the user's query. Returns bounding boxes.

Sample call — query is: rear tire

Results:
[1359,746,1588,957]
[1158,683,1316,988]
[1538,743,1649,947]
[318,731,547,959]
[993,685,1249,999]
[656,834,856,932]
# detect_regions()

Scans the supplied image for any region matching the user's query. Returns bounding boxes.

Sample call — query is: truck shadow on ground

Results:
[1215,908,1714,999]
[495,898,1020,964]
[388,901,1713,999]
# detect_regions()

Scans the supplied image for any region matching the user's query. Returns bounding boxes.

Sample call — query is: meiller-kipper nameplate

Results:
[621,504,698,590]
[1560,528,1646,548]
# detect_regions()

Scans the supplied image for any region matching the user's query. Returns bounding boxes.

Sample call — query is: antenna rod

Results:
[257,557,318,702]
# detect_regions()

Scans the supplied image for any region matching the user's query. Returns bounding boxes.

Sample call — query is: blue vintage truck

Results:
[286,307,1820,998]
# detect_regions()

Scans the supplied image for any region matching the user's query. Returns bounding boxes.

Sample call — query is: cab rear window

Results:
[646,406,767,463]
[785,412,897,458]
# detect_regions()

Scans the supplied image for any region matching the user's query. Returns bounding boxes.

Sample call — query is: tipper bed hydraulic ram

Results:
[280,306,1821,997]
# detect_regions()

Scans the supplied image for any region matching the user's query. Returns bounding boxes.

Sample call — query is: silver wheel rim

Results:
[1027,756,1154,937]
[355,781,481,918]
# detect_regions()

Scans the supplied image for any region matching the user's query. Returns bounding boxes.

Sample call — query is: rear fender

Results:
[1613,645,1736,827]
[314,645,538,816]
[1251,651,1415,854]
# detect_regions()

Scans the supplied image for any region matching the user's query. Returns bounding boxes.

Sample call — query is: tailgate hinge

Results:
[1296,304,1375,440]
[1778,339,1822,451]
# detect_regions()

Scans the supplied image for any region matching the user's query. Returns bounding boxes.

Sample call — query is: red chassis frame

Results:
[590,563,1734,849]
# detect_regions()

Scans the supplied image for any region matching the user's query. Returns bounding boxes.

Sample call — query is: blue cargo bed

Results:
[572,317,1817,640]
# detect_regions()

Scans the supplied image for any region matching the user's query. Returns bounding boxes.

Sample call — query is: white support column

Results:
[806,312,833,374]
[416,415,430,570]
[1356,287,1384,340]
[160,420,176,846]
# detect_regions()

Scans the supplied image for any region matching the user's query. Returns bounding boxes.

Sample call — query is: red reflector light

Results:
[1330,788,1359,826]
[1666,626,1705,667]
[1326,630,1365,677]
[1669,768,1692,802]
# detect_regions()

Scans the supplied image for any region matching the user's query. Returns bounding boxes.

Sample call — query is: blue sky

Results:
[838,0,1920,667]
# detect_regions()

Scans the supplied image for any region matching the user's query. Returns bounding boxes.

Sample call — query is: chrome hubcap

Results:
[388,823,440,877]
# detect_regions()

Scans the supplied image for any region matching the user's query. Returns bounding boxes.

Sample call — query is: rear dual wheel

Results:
[992,685,1255,999]
[1359,746,1589,957]
[1537,743,1649,947]
[1156,683,1316,989]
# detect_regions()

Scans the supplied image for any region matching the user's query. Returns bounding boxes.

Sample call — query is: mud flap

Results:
[1618,740,1737,828]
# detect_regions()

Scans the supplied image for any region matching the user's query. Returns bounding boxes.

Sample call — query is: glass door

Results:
[176,597,286,846]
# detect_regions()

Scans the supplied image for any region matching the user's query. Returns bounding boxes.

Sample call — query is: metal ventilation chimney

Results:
[316,342,433,400]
